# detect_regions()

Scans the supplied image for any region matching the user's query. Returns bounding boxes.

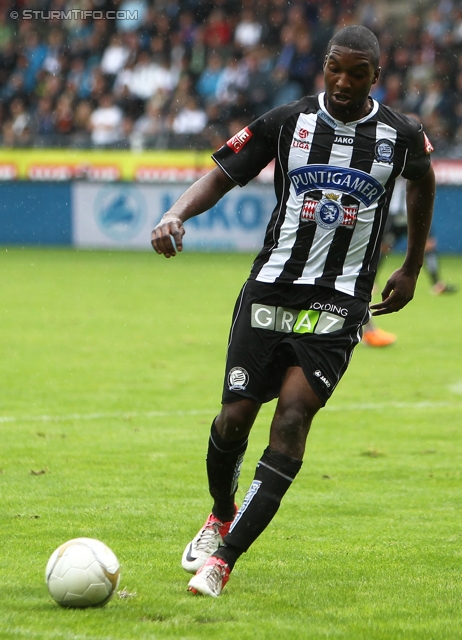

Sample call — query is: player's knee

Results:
[274,406,309,443]
[271,396,319,451]
[216,400,259,441]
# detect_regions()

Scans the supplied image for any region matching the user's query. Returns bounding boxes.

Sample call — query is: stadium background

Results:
[0,0,461,252]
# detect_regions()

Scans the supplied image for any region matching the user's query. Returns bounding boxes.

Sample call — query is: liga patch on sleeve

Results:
[226,127,253,153]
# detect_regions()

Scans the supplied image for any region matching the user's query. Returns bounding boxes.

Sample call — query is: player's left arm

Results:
[371,165,435,316]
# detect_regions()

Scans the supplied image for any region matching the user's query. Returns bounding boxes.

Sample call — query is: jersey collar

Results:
[317,92,379,126]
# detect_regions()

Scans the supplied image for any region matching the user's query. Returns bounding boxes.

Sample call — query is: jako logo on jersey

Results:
[288,164,385,205]
[226,126,253,153]
[314,369,331,388]
[228,367,249,390]
[334,136,354,145]
[374,139,395,163]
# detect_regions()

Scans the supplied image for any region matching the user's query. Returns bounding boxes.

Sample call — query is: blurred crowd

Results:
[0,0,461,155]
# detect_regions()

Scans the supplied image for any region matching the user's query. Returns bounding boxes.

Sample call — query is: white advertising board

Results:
[72,182,276,251]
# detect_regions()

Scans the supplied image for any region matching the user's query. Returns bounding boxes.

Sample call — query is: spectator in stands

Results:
[23,31,47,92]
[215,54,248,106]
[203,9,232,50]
[3,97,31,146]
[42,29,65,76]
[0,9,13,50]
[34,95,54,134]
[71,99,93,148]
[0,0,462,154]
[101,33,130,78]
[133,96,168,147]
[188,26,208,81]
[171,95,207,136]
[129,51,176,102]
[243,49,274,117]
[116,0,148,33]
[89,93,123,148]
[196,52,224,104]
[54,95,74,136]
[234,9,263,50]
[312,3,336,58]
[262,5,285,51]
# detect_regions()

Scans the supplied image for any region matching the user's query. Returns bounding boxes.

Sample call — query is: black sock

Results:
[216,447,302,566]
[206,419,248,522]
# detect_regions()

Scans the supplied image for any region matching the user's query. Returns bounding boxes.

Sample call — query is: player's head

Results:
[327,26,380,71]
[323,25,381,122]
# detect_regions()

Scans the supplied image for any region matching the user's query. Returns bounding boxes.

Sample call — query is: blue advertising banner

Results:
[0,182,72,245]
[0,181,461,253]
[72,182,276,251]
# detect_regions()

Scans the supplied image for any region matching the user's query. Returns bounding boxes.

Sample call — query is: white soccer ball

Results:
[45,537,120,608]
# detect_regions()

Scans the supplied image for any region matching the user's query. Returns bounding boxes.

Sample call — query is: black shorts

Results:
[222,280,370,406]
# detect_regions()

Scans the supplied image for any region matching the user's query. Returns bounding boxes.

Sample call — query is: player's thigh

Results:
[222,281,292,405]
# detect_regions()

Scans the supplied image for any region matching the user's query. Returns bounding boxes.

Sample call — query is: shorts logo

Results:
[228,367,249,390]
[375,139,394,163]
[314,369,331,388]
[226,127,253,153]
[251,304,345,334]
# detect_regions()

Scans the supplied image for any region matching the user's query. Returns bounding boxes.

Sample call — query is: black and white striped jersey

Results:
[213,92,432,301]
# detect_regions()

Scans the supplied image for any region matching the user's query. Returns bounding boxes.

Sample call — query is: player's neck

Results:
[325,96,373,124]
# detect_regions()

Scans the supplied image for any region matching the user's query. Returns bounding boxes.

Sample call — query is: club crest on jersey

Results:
[374,139,394,163]
[301,193,358,229]
[226,126,253,153]
[315,193,343,229]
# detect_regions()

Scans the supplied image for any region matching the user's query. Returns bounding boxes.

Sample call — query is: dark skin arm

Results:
[371,165,436,316]
[151,167,236,258]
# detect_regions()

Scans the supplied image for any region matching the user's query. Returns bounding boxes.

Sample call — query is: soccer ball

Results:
[45,537,120,608]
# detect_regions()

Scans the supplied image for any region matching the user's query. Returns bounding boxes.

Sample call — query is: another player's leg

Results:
[425,236,458,294]
[181,399,260,574]
[362,321,396,347]
[188,367,322,596]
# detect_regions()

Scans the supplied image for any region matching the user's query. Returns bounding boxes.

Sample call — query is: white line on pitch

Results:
[0,401,461,425]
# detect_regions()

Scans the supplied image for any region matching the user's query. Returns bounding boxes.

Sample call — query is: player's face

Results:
[323,46,380,122]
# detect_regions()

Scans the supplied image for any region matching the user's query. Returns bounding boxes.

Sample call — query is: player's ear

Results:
[372,66,381,85]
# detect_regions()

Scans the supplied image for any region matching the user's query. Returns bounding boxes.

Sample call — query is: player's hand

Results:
[151,215,185,258]
[370,268,418,316]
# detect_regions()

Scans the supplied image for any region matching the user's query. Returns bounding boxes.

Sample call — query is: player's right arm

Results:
[151,167,236,258]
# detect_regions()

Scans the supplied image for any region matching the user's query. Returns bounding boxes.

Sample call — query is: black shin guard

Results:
[218,447,302,561]
[206,420,248,522]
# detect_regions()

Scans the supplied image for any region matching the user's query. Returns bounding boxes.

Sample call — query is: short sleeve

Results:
[401,117,433,181]
[212,106,284,186]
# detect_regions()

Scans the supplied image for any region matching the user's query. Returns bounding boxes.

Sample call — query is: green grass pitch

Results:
[1,247,461,640]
